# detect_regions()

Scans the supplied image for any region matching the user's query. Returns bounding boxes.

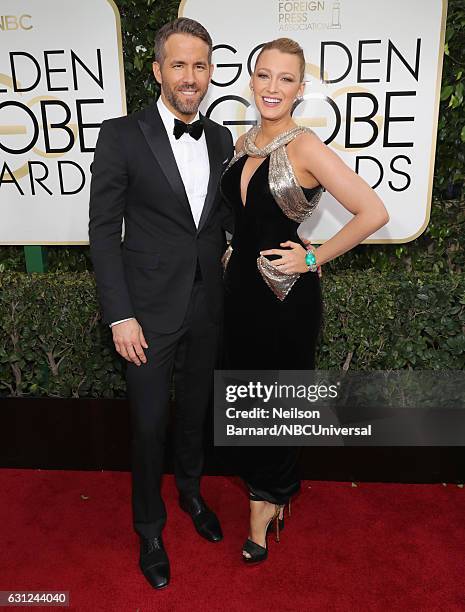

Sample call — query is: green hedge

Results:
[1,271,463,398]
[436,0,465,195]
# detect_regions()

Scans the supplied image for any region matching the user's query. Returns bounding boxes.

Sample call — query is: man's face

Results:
[153,33,213,120]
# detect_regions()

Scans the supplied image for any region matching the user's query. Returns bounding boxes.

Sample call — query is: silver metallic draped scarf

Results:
[223,125,323,300]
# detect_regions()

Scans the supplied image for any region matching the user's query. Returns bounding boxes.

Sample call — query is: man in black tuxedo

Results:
[88,18,233,589]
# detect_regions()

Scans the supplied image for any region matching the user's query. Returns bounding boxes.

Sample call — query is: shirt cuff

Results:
[109,317,135,328]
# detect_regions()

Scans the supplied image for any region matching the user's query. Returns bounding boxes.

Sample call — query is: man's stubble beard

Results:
[162,81,208,116]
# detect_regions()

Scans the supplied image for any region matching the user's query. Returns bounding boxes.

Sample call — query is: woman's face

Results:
[251,49,304,122]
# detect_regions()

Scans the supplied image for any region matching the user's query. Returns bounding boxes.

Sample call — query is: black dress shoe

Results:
[179,494,223,542]
[139,535,170,589]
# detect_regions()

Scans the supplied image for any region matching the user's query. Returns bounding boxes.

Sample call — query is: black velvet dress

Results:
[220,154,323,505]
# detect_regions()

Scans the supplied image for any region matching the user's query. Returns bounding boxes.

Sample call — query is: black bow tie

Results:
[173,117,204,140]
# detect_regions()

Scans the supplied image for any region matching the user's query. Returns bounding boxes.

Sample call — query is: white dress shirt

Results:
[157,96,210,226]
[110,97,210,328]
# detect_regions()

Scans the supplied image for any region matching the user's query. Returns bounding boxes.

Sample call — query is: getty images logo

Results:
[0,15,33,31]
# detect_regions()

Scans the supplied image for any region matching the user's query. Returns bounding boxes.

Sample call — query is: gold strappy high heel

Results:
[271,498,291,533]
[242,493,285,563]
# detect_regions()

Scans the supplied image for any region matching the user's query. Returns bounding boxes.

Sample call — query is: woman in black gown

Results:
[220,38,389,563]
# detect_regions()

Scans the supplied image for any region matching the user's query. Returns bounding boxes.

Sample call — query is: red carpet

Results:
[1,469,464,611]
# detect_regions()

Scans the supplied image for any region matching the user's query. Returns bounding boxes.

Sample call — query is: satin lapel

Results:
[197,118,224,232]
[138,103,192,217]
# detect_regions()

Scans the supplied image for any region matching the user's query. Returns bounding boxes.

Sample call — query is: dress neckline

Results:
[239,154,268,208]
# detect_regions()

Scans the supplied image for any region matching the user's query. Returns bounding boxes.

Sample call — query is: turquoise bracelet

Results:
[305,248,318,272]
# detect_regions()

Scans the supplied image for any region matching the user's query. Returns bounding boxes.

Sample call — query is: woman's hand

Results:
[301,238,323,278]
[260,240,311,274]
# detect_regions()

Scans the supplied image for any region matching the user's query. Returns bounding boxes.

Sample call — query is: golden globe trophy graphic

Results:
[329,1,342,29]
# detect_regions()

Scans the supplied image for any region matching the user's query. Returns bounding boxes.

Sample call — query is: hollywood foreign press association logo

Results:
[277,1,342,32]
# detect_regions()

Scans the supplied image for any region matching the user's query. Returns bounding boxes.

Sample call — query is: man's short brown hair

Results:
[154,17,213,66]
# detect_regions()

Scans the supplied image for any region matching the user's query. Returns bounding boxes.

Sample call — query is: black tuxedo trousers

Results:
[89,101,234,538]
[127,279,219,538]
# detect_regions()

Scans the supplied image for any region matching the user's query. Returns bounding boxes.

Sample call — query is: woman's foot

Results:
[242,500,279,560]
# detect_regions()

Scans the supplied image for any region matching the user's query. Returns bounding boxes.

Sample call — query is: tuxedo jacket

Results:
[88,101,234,334]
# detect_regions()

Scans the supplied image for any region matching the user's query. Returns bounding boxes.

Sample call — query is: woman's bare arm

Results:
[292,132,390,266]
